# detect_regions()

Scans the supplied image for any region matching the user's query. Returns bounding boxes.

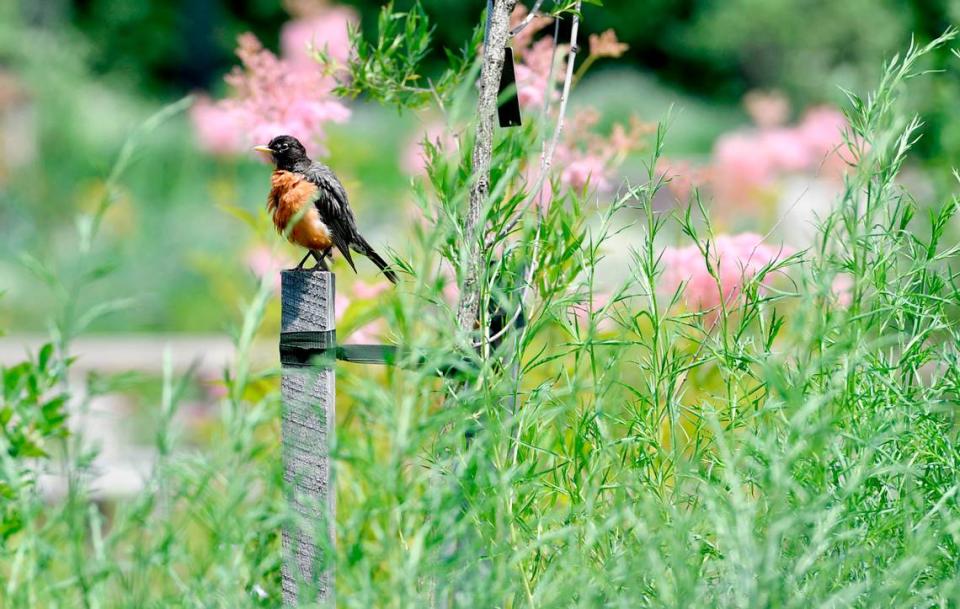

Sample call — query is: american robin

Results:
[254,135,398,283]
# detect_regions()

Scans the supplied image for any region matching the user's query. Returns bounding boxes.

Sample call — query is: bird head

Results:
[254,135,309,170]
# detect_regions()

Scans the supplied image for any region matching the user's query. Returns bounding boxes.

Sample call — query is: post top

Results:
[281,270,336,333]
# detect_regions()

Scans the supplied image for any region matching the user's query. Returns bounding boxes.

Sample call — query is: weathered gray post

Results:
[279,269,336,606]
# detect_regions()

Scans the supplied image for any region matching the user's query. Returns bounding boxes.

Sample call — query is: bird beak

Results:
[253,145,273,155]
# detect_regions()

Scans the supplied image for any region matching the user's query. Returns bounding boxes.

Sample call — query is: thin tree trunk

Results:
[456,0,518,339]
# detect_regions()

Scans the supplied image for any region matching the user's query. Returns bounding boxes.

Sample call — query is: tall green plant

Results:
[4,4,960,608]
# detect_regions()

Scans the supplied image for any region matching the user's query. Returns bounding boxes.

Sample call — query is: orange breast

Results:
[267,170,334,251]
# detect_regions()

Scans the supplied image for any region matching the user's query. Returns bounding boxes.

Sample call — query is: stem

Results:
[509,0,546,37]
[572,54,596,87]
[541,18,561,120]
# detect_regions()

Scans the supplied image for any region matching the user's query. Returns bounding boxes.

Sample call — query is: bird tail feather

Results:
[353,237,398,284]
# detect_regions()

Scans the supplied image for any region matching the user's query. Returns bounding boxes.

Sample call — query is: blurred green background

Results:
[1,0,957,332]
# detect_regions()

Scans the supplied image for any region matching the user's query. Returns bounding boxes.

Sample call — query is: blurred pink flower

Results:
[656,158,707,202]
[671,100,854,210]
[436,261,460,305]
[192,14,353,157]
[335,291,350,318]
[711,132,776,204]
[609,117,650,157]
[443,280,459,306]
[189,98,249,156]
[660,233,792,312]
[200,370,229,401]
[515,64,547,108]
[516,38,562,109]
[524,36,560,76]
[760,128,811,172]
[352,279,391,299]
[588,30,629,59]
[348,319,386,343]
[281,6,357,75]
[246,246,291,291]
[406,201,431,229]
[521,162,554,210]
[333,279,389,342]
[561,154,611,192]
[797,107,847,156]
[797,106,852,175]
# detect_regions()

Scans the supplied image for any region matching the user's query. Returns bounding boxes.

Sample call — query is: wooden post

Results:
[279,269,336,606]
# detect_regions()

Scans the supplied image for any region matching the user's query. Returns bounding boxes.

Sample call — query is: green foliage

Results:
[337,1,482,110]
[4,4,960,607]
[680,0,912,102]
[327,25,960,608]
[59,0,289,95]
[1,101,288,607]
[0,343,69,542]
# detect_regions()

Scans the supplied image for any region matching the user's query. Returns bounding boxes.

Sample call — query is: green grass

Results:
[3,28,960,609]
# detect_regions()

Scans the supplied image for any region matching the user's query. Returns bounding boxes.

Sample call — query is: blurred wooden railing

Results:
[0,333,274,501]
[0,333,273,373]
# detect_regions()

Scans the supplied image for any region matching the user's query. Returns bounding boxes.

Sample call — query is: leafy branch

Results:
[336,1,482,111]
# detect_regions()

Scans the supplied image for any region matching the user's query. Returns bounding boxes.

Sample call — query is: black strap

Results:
[280,332,473,377]
[280,330,337,367]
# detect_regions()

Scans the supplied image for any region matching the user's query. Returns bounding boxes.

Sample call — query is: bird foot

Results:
[311,251,331,271]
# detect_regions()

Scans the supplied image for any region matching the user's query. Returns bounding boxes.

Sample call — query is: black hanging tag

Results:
[498,47,522,128]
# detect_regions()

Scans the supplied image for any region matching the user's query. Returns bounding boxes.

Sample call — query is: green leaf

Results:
[17,441,48,459]
[18,252,59,288]
[37,343,54,372]
[75,297,137,333]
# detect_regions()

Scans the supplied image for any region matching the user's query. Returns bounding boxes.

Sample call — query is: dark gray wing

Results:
[303,161,359,272]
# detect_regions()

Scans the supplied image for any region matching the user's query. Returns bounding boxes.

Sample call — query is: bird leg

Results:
[295,251,312,270]
[310,250,330,271]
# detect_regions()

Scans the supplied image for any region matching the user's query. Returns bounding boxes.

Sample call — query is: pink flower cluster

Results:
[658,94,854,207]
[555,110,649,193]
[403,5,645,207]
[280,5,355,74]
[401,111,646,196]
[515,37,562,109]
[711,107,851,205]
[659,233,792,312]
[510,8,629,112]
[190,5,356,157]
[509,5,561,109]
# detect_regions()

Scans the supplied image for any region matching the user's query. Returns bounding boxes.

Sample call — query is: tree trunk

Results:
[456,0,519,339]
